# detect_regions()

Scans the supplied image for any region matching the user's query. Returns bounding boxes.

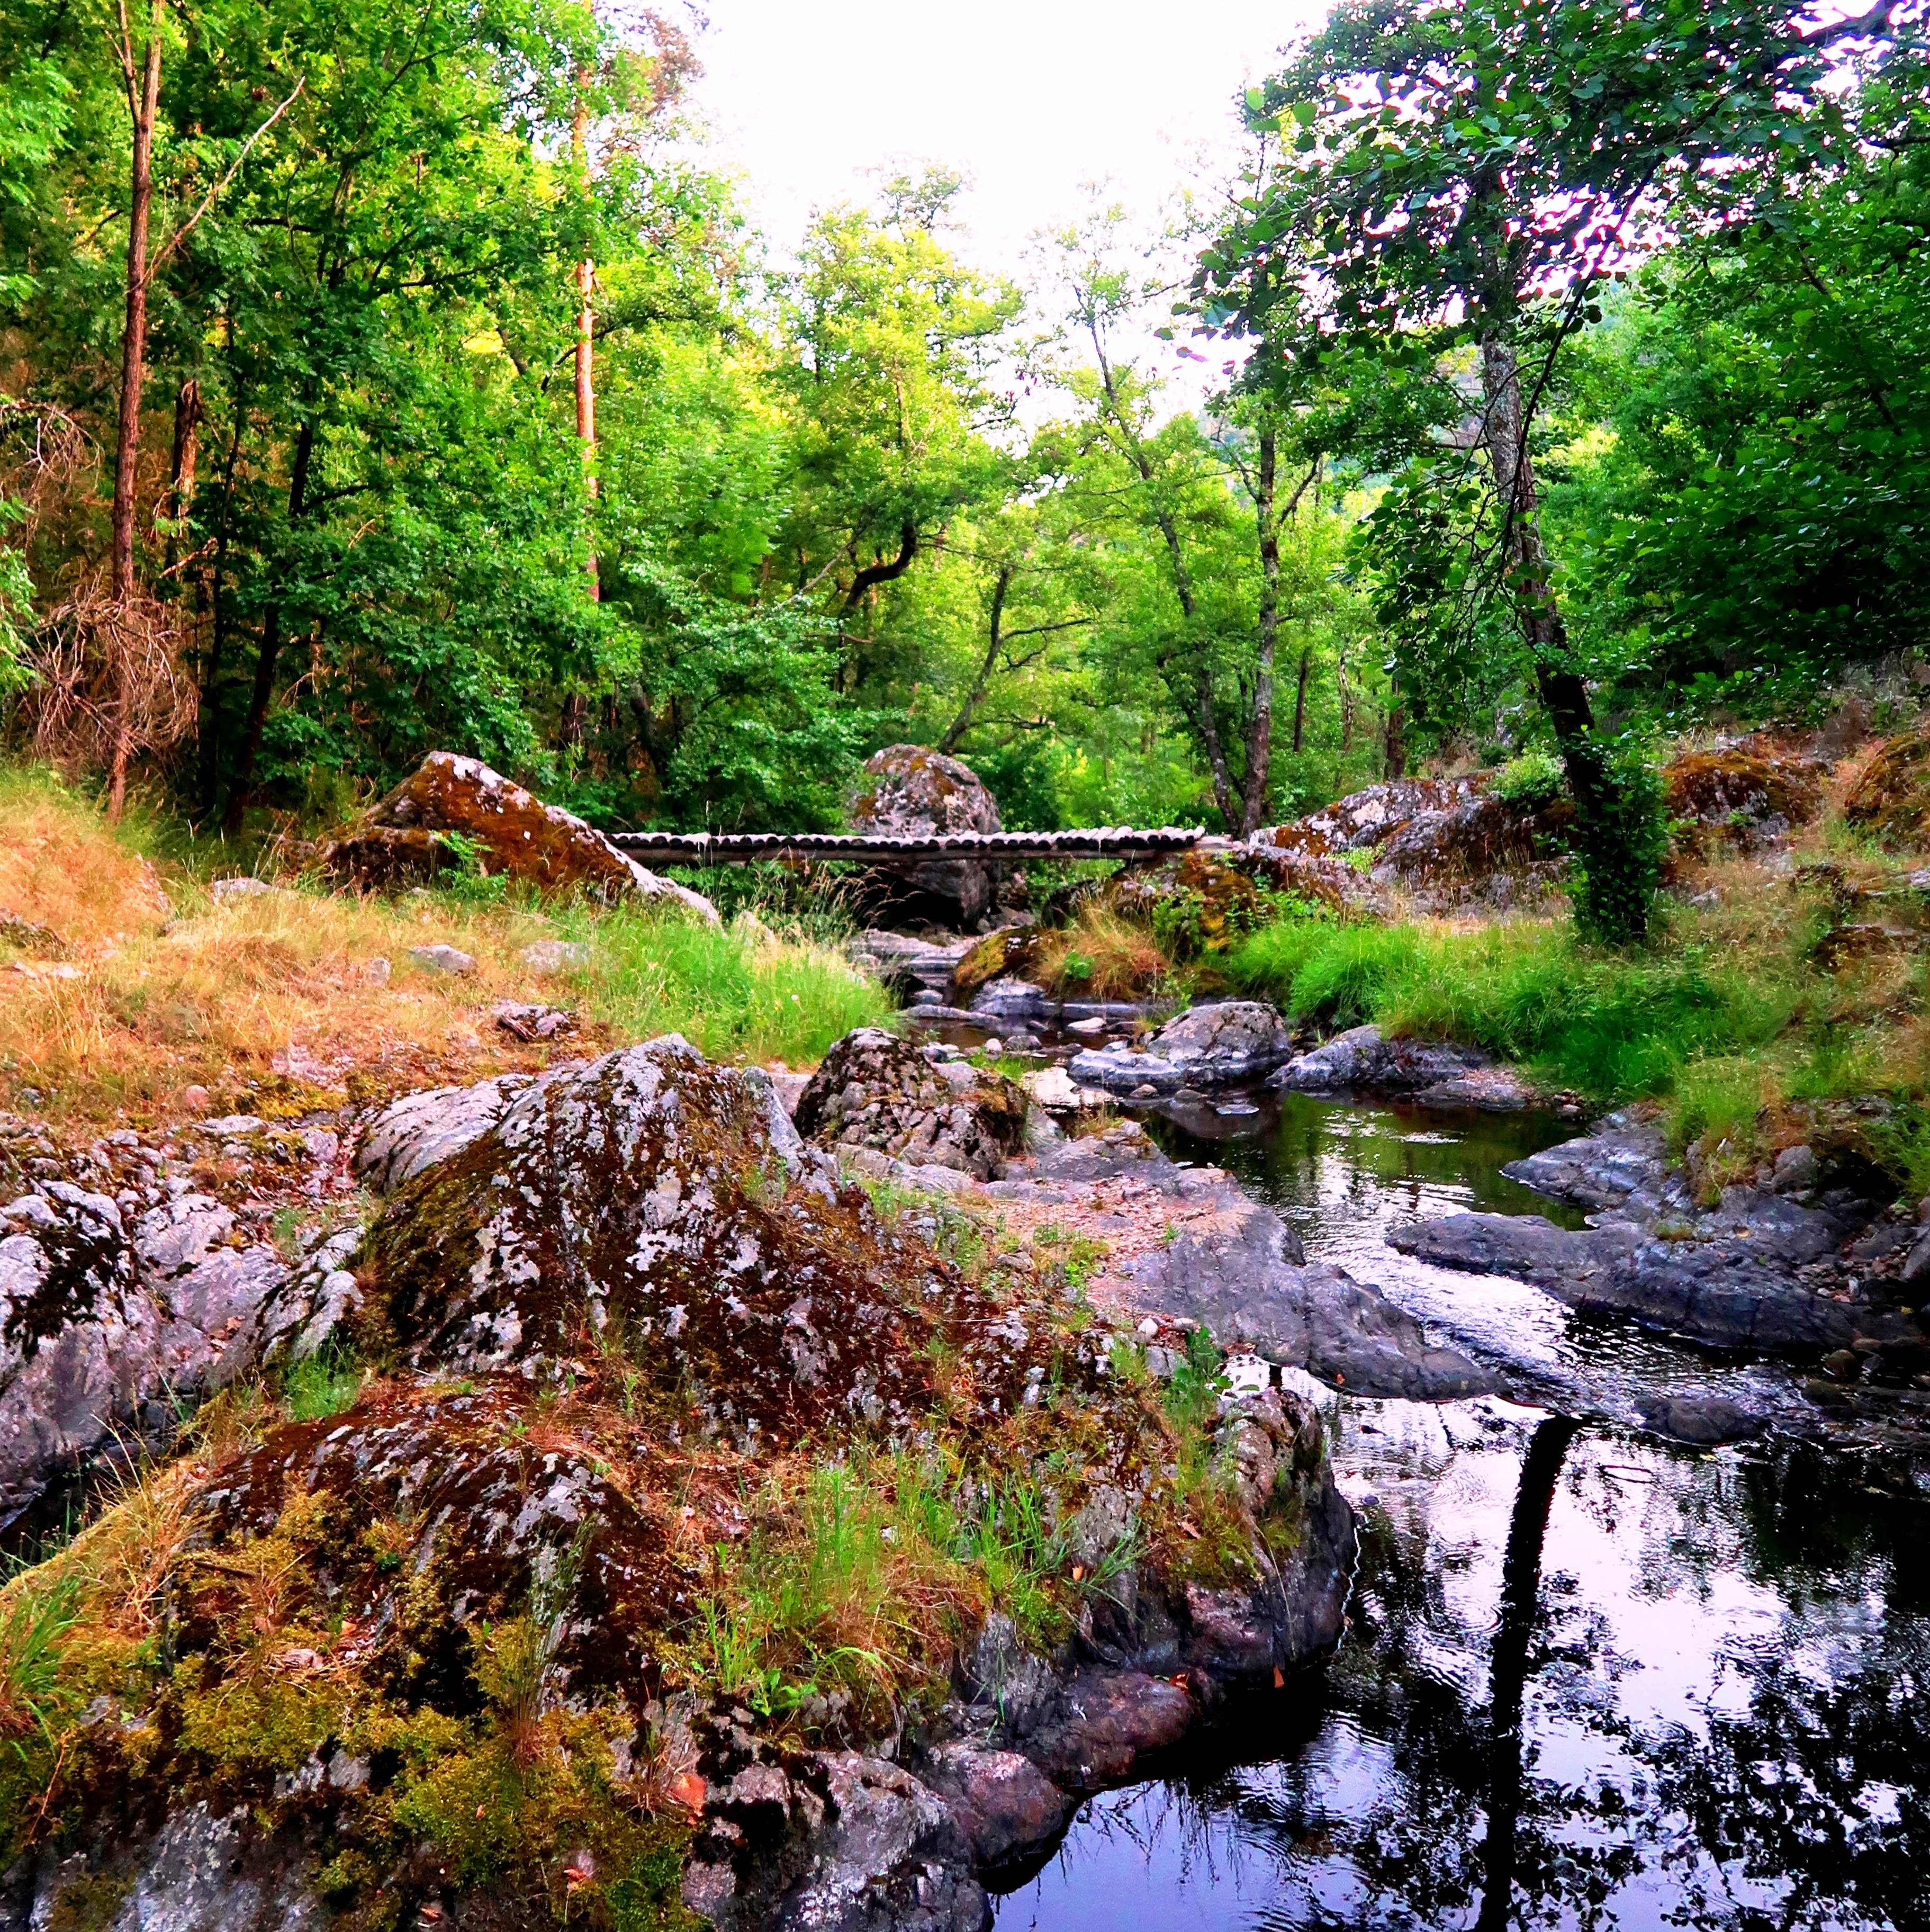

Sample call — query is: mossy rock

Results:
[949,926,1045,1005]
[1845,722,1930,847]
[1111,851,1262,957]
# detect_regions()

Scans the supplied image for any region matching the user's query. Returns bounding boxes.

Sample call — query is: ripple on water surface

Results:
[998,1092,1930,1931]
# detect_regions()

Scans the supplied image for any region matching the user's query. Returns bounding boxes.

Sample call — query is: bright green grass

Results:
[1227,916,1806,1103]
[555,902,894,1066]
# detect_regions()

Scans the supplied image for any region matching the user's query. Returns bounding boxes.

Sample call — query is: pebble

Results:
[364,957,391,987]
[410,944,477,976]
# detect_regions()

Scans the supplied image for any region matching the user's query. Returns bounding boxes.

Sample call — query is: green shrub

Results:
[1491,748,1565,809]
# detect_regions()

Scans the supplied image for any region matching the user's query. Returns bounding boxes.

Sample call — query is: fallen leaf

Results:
[669,1772,706,1814]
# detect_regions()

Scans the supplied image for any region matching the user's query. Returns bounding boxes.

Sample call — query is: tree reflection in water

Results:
[994,1421,1930,1932]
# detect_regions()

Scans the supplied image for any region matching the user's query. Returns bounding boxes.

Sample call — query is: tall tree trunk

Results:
[1291,646,1311,754]
[222,417,314,833]
[1480,328,1651,938]
[573,84,598,606]
[106,0,164,824]
[199,400,244,813]
[1238,427,1280,836]
[1384,699,1406,779]
[165,378,201,561]
[1478,332,1596,758]
[1476,1417,1580,1932]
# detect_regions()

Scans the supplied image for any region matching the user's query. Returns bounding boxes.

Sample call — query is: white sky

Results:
[688,0,1329,274]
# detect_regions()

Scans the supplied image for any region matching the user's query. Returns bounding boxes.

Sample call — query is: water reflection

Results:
[998,1416,1930,1930]
[998,1092,1930,1931]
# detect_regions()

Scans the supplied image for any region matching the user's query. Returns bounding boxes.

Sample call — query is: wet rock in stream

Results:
[1391,1111,1929,1374]
[993,1122,1494,1400]
[1068,1001,1294,1095]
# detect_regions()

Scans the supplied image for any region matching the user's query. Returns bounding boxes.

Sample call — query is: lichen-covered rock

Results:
[1253,775,1570,902]
[949,926,1044,1007]
[847,745,1003,927]
[1845,720,1930,847]
[353,1072,532,1193]
[355,1038,1046,1439]
[1109,850,1263,955]
[793,1028,1025,1182]
[0,1176,288,1520]
[319,750,717,920]
[1069,1000,1292,1094]
[1664,736,1825,857]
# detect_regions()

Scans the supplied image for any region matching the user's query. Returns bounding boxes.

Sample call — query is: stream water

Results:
[993,1090,1930,1932]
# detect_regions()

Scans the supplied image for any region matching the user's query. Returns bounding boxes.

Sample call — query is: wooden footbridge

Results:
[605,828,1207,866]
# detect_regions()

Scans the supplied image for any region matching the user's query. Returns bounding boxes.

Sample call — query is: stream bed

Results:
[994,1090,1930,1931]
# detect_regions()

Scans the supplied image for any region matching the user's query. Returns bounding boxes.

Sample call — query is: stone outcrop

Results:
[1069,1000,1293,1094]
[846,745,1004,927]
[0,1126,291,1523]
[1390,1112,1929,1368]
[10,1037,1358,1932]
[1271,1022,1541,1110]
[1664,735,1825,857]
[1845,718,1930,847]
[319,750,717,920]
[793,1027,1026,1182]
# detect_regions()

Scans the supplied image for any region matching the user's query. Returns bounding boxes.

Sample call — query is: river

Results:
[993,1090,1930,1932]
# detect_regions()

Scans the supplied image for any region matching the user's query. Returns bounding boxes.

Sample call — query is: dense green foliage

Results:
[0,0,1924,867]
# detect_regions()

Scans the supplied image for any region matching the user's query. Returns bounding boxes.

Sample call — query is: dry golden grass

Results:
[0,767,891,1126]
[1034,901,1173,1001]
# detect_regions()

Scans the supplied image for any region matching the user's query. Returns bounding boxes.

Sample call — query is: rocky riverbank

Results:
[0,1034,1358,1932]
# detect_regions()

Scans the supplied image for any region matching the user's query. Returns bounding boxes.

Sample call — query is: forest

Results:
[0,0,1926,932]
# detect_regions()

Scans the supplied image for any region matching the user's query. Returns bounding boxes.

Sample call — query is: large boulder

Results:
[1845,719,1930,847]
[1251,775,1571,911]
[847,745,1003,928]
[1663,735,1825,858]
[793,1028,1026,1182]
[0,1132,291,1523]
[320,750,717,920]
[1069,1000,1292,1094]
[1270,1023,1540,1110]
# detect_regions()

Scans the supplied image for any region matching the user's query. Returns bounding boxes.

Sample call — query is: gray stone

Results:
[209,876,278,905]
[2,1802,327,1932]
[1386,1212,1881,1352]
[918,1744,1071,1871]
[362,956,390,987]
[847,744,1004,928]
[354,1073,531,1193]
[969,978,1048,1021]
[408,942,476,976]
[1270,1023,1494,1096]
[771,1752,987,1932]
[1070,1000,1291,1093]
[1635,1389,1770,1445]
[795,1029,1025,1182]
[1771,1143,1820,1193]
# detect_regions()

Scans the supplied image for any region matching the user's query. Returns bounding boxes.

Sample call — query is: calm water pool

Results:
[997,1092,1930,1931]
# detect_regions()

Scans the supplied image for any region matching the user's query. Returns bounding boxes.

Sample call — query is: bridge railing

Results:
[606,829,1207,866]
